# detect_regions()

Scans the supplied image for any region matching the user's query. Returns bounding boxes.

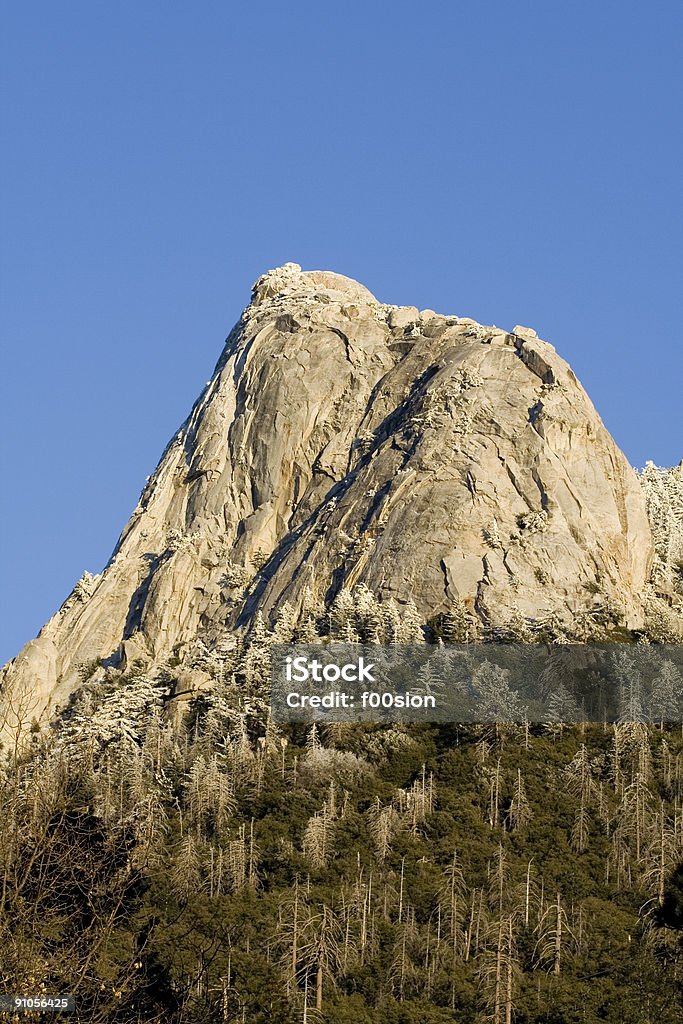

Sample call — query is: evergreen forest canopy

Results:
[0,463,682,1022]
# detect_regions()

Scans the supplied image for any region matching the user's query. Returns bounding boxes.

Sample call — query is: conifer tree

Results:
[651,660,683,727]
[366,798,400,862]
[396,598,425,643]
[297,904,344,1011]
[534,892,572,976]
[272,602,298,644]
[507,769,532,832]
[172,833,203,900]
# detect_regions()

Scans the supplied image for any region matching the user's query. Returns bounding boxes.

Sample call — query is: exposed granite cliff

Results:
[2,263,656,721]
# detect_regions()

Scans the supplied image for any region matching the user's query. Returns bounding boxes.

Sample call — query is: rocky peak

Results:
[2,265,665,724]
[251,262,379,306]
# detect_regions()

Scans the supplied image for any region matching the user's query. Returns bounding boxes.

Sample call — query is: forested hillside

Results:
[2,588,682,1023]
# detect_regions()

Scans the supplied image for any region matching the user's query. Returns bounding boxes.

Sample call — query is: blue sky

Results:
[1,1,681,664]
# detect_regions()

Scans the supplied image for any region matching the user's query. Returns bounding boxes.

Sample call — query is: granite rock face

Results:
[1,263,654,719]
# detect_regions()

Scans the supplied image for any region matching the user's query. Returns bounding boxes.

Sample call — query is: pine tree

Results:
[640,461,683,593]
[641,800,682,907]
[382,597,403,644]
[366,798,400,862]
[172,833,203,900]
[243,612,272,687]
[390,916,419,1002]
[297,904,344,1011]
[303,805,335,869]
[440,599,474,642]
[546,684,582,724]
[329,588,355,640]
[615,649,648,725]
[272,602,298,644]
[534,891,572,976]
[565,744,596,852]
[507,769,532,832]
[297,614,322,643]
[396,598,425,643]
[650,660,683,727]
[472,662,528,723]
[336,584,381,642]
[438,850,469,1005]
[477,914,518,1024]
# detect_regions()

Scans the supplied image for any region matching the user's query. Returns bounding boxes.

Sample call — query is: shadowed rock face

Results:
[2,263,653,718]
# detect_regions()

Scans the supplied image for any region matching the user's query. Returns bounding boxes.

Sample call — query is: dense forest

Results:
[1,588,682,1023]
[0,462,681,1022]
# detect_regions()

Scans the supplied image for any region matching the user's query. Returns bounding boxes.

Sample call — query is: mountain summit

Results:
[2,264,660,719]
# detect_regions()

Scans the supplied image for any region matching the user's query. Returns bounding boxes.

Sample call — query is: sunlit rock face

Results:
[1,263,653,719]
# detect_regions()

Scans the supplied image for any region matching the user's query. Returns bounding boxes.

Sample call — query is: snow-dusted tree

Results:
[340,865,371,967]
[329,588,356,640]
[488,843,511,918]
[382,597,403,644]
[483,519,503,550]
[640,460,683,593]
[399,765,436,833]
[614,650,649,726]
[608,725,627,797]
[507,769,532,832]
[471,662,528,723]
[564,745,596,853]
[514,859,539,930]
[466,887,488,961]
[303,805,336,869]
[297,614,322,643]
[476,848,524,1022]
[277,874,303,996]
[243,612,272,687]
[299,579,325,628]
[428,640,461,685]
[500,605,534,644]
[395,598,425,643]
[650,659,683,727]
[440,599,475,642]
[185,753,235,837]
[613,769,654,865]
[172,833,203,900]
[545,684,582,724]
[226,820,259,890]
[564,745,594,801]
[366,798,400,862]
[480,758,503,830]
[353,584,384,642]
[272,602,298,644]
[62,671,167,749]
[414,660,443,699]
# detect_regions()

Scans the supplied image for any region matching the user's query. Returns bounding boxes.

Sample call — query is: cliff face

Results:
[2,263,654,718]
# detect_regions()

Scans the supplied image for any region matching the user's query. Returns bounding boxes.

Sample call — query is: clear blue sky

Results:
[1,1,681,665]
